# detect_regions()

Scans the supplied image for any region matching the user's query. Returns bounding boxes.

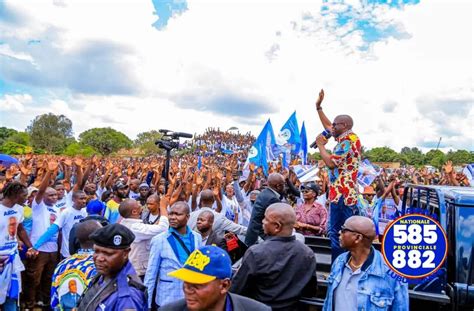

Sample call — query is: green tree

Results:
[424,149,446,168]
[400,147,425,166]
[26,113,74,153]
[364,147,399,162]
[0,127,18,145]
[6,132,31,146]
[63,143,97,157]
[446,149,472,165]
[79,127,132,155]
[134,130,163,155]
[0,141,33,154]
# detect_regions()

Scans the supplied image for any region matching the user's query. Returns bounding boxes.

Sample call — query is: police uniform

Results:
[76,224,147,311]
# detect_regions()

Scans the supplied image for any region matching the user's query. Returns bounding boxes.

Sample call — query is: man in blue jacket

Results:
[323,216,408,311]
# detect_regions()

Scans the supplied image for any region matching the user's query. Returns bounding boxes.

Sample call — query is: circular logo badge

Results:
[113,235,122,246]
[248,146,258,158]
[276,129,291,145]
[382,214,448,279]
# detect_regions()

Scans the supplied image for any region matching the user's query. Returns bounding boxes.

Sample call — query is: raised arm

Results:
[35,160,57,204]
[315,89,332,130]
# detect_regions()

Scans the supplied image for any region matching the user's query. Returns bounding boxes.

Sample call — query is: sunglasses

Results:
[341,225,371,240]
[332,122,345,127]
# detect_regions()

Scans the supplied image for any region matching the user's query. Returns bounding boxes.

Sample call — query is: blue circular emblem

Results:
[382,214,447,279]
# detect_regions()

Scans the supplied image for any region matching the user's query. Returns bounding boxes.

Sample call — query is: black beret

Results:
[89,223,135,249]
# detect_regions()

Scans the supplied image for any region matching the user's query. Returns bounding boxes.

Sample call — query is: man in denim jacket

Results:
[323,216,408,311]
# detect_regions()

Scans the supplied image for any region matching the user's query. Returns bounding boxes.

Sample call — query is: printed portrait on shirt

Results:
[50,213,57,225]
[6,216,17,241]
[55,275,86,311]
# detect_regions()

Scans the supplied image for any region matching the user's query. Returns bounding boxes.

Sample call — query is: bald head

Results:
[267,173,285,194]
[345,216,376,242]
[264,203,296,236]
[200,189,215,207]
[118,198,140,218]
[335,115,354,130]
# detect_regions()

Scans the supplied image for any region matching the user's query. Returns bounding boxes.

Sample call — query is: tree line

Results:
[1,113,473,168]
[0,113,163,156]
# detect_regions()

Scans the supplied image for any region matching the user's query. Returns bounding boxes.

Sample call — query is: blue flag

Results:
[248,119,276,175]
[277,111,301,149]
[197,156,202,170]
[299,122,308,164]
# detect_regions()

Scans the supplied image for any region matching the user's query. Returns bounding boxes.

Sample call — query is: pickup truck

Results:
[301,184,474,311]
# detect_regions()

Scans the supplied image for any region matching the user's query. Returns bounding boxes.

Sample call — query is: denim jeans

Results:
[328,197,358,262]
[1,298,18,311]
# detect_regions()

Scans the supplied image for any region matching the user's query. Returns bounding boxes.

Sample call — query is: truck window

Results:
[456,206,474,284]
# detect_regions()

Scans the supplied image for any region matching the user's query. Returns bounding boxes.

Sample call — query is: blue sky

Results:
[0,0,472,151]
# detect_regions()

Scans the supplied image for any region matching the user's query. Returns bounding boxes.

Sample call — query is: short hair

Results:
[198,210,214,223]
[1,181,27,199]
[171,201,190,215]
[76,220,102,247]
[72,190,86,200]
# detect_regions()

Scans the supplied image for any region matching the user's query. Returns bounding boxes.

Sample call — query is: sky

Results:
[0,0,473,153]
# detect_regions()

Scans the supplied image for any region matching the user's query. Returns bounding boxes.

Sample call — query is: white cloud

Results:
[0,0,472,151]
[0,94,31,112]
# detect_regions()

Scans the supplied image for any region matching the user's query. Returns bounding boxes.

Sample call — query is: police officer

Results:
[77,223,147,311]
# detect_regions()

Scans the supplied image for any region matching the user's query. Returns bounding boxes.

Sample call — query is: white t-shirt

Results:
[30,200,60,253]
[55,191,73,212]
[55,207,87,257]
[0,203,24,254]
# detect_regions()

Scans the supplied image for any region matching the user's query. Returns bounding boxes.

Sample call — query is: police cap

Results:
[89,223,135,249]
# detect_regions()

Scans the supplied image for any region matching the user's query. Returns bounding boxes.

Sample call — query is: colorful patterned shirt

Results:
[105,199,121,224]
[51,249,97,311]
[295,201,328,236]
[328,130,361,206]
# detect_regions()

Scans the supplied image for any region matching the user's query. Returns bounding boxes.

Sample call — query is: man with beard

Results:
[104,181,128,224]
[145,202,202,309]
[313,89,362,262]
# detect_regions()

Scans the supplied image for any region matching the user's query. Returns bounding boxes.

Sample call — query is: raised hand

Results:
[20,164,31,176]
[48,160,59,172]
[444,161,453,174]
[315,89,325,109]
[74,158,83,168]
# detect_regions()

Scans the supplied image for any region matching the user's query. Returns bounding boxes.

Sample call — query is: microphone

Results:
[310,129,332,148]
[171,132,193,139]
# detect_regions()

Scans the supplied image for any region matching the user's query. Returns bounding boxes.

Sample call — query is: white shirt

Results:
[55,206,87,257]
[30,200,59,253]
[0,203,24,254]
[54,191,73,211]
[120,216,169,276]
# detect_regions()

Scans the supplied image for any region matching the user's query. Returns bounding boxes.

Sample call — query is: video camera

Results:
[155,129,193,151]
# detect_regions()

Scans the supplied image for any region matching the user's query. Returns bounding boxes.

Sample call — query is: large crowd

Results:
[0,92,472,311]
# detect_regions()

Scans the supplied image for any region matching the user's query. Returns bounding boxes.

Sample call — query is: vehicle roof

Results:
[411,185,474,205]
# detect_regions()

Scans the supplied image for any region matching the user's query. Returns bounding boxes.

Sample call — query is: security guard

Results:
[77,223,147,311]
